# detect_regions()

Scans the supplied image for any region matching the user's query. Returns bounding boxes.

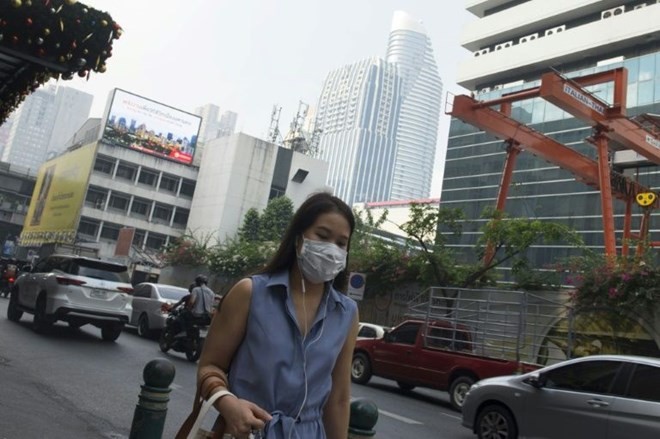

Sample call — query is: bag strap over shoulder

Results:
[175,370,229,439]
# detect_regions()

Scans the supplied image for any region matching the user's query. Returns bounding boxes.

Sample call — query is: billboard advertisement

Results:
[101,89,201,165]
[20,143,97,246]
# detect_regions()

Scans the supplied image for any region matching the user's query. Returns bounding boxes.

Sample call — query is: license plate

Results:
[90,289,107,298]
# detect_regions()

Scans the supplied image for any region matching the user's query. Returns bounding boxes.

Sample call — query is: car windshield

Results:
[71,259,130,283]
[158,287,188,300]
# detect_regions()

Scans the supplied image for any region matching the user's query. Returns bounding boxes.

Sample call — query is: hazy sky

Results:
[62,0,475,196]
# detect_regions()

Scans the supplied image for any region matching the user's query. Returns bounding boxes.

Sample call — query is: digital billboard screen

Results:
[101,89,201,165]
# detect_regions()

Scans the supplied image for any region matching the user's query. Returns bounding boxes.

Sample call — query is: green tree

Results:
[259,196,294,241]
[464,208,584,288]
[399,203,465,288]
[349,207,415,295]
[237,208,261,241]
[159,231,216,267]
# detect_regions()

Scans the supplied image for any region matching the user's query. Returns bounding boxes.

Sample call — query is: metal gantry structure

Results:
[449,67,659,260]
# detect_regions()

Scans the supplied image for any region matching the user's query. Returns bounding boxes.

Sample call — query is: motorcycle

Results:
[158,304,208,362]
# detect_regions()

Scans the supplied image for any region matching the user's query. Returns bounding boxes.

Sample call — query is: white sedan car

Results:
[357,322,389,340]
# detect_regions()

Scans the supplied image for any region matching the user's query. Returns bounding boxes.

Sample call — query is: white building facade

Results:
[314,11,442,205]
[441,0,660,272]
[187,133,331,242]
[315,57,402,205]
[2,84,92,170]
[386,11,443,201]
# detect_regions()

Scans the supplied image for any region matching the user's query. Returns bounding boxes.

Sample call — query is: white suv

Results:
[7,254,133,341]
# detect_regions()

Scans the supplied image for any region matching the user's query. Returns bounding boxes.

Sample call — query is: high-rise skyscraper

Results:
[218,110,238,138]
[194,103,221,143]
[315,11,441,205]
[315,57,402,204]
[441,1,659,274]
[2,83,92,171]
[386,11,443,200]
[194,105,238,143]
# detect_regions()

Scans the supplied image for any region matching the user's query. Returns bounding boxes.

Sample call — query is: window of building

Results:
[173,208,189,228]
[99,222,121,241]
[145,232,167,250]
[179,179,196,198]
[137,168,158,187]
[85,187,107,209]
[133,229,146,247]
[78,218,100,238]
[108,193,130,213]
[159,174,179,194]
[115,162,137,182]
[130,198,151,218]
[152,203,173,224]
[93,156,115,175]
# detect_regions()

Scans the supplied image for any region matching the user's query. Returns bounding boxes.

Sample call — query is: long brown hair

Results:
[258,192,355,292]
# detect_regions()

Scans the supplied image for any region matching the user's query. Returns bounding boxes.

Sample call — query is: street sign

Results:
[347,272,366,301]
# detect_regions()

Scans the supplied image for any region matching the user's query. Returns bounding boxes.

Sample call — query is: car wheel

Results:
[137,314,151,338]
[101,324,123,342]
[33,294,54,334]
[351,352,372,384]
[7,288,23,322]
[397,381,416,391]
[449,376,475,411]
[476,404,518,439]
[158,331,171,353]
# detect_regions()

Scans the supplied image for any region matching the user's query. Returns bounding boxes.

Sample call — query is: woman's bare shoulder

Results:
[223,277,253,303]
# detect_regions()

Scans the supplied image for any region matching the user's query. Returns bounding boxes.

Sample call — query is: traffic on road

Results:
[0,298,473,439]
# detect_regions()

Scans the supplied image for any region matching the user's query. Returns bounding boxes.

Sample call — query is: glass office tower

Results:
[442,1,660,275]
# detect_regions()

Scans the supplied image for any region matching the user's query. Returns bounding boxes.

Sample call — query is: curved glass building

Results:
[386,11,443,201]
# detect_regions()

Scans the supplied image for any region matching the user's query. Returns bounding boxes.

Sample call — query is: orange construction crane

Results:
[448,67,658,261]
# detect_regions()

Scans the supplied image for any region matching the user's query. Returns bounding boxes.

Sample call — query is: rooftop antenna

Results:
[268,105,282,144]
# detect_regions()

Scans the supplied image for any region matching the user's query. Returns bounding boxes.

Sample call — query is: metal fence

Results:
[406,287,575,366]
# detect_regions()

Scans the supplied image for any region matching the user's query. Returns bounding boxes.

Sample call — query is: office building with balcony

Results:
[441,0,660,274]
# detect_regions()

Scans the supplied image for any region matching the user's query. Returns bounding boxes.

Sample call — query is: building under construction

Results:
[441,1,660,274]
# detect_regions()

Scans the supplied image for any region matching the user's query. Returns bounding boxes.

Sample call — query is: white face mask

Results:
[297,238,347,284]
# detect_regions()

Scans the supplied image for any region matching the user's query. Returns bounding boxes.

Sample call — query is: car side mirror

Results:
[523,373,546,389]
[383,332,393,343]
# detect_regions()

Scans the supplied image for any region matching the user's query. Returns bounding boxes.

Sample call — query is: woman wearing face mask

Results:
[190,192,359,439]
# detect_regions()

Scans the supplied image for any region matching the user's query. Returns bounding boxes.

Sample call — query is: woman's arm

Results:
[197,278,272,436]
[323,310,360,439]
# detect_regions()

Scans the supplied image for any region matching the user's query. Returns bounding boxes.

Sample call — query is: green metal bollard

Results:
[129,358,176,439]
[348,398,379,438]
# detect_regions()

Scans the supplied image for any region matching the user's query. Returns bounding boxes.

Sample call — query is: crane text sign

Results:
[562,84,606,115]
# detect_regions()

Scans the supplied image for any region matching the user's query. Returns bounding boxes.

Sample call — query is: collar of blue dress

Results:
[264,270,347,311]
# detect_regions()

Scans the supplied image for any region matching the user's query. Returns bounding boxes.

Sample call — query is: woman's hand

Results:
[217,396,272,437]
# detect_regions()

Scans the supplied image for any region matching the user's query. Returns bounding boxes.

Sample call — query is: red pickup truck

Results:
[351,319,536,410]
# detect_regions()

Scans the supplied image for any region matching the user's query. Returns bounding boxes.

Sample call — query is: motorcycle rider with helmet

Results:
[181,274,215,336]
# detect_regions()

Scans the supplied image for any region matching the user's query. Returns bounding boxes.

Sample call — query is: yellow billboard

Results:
[20,143,97,246]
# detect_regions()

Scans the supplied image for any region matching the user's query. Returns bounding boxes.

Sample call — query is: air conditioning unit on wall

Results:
[601,6,625,19]
[633,3,646,10]
[519,33,539,44]
[545,25,566,36]
[474,48,490,57]
[495,41,513,51]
